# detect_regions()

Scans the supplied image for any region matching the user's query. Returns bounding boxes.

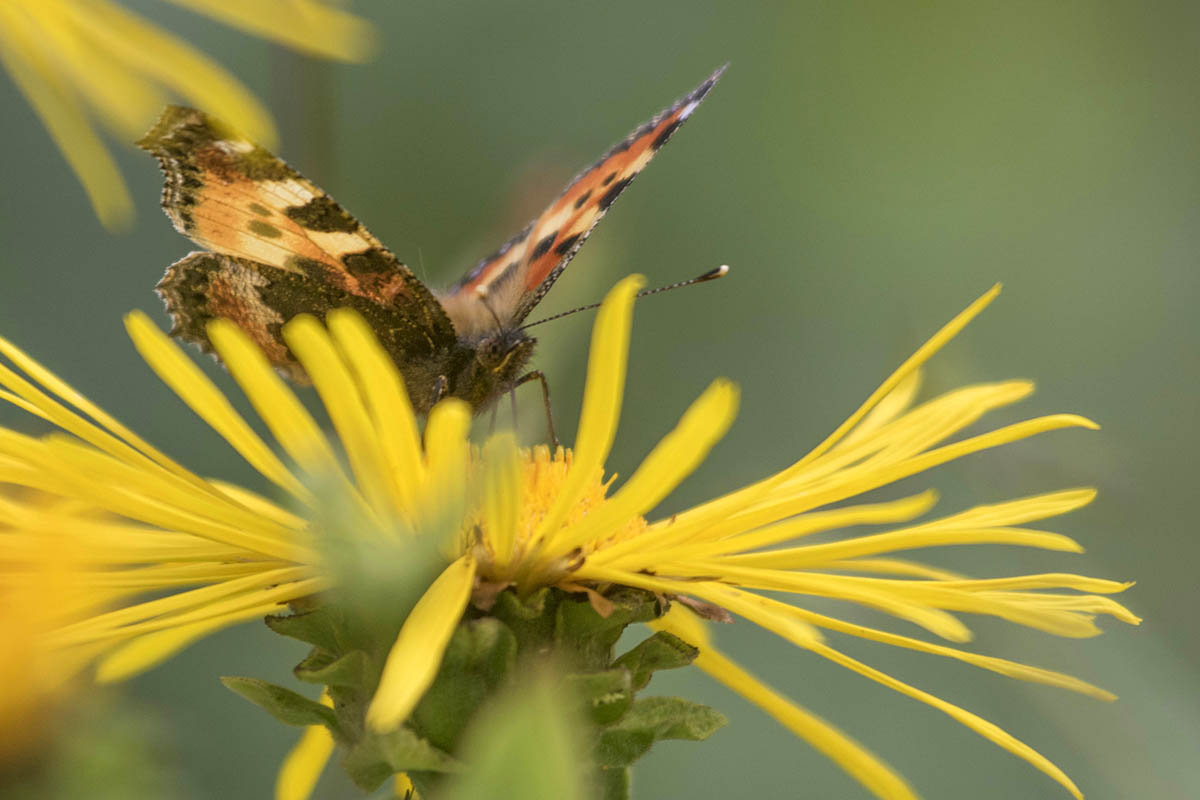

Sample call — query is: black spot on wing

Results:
[342,248,398,279]
[597,177,633,211]
[285,195,359,233]
[573,189,592,209]
[651,119,683,150]
[602,172,617,186]
[529,233,557,260]
[553,233,580,255]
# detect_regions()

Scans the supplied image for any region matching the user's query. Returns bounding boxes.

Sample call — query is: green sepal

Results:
[554,588,660,671]
[264,607,342,651]
[411,617,518,751]
[595,696,727,767]
[294,648,372,688]
[564,668,633,726]
[341,727,461,792]
[612,631,699,690]
[219,676,340,733]
[598,766,631,800]
[490,587,560,649]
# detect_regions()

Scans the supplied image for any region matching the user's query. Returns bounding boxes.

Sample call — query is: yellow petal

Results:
[482,432,522,570]
[529,276,643,551]
[0,5,132,227]
[283,315,393,519]
[812,642,1084,799]
[541,378,738,564]
[327,309,426,509]
[124,311,310,502]
[164,0,376,62]
[367,556,476,731]
[652,607,918,800]
[95,604,269,682]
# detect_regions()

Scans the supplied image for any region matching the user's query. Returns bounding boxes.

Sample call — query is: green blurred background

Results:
[2,1,1197,798]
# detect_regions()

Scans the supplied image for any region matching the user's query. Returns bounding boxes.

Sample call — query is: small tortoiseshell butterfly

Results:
[140,66,724,429]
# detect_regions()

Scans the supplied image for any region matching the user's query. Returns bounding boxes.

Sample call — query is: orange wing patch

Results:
[444,65,725,331]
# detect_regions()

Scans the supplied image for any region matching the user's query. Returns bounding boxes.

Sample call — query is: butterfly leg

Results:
[431,375,448,409]
[513,371,557,450]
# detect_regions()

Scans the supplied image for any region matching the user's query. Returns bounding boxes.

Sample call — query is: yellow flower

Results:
[0,277,1136,799]
[0,0,374,228]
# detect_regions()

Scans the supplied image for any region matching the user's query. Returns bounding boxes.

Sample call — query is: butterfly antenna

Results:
[521,265,729,329]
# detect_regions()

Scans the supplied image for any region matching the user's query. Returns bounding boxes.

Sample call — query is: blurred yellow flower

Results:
[0,0,374,228]
[0,277,1136,799]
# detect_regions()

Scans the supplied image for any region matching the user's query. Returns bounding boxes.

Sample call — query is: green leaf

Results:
[219,676,339,732]
[554,588,660,671]
[440,670,590,800]
[264,607,341,651]
[563,668,633,726]
[612,631,699,690]
[294,648,372,688]
[341,727,461,792]
[595,696,727,768]
[411,617,518,751]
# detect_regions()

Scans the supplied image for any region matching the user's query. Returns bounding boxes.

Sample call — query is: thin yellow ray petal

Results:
[539,379,738,565]
[421,400,471,540]
[206,320,342,475]
[164,0,375,62]
[787,285,1002,474]
[367,556,476,732]
[208,480,306,530]
[834,369,923,450]
[283,315,393,517]
[729,415,1099,533]
[937,574,1132,593]
[56,576,328,651]
[529,276,643,552]
[0,6,132,227]
[650,608,918,800]
[50,566,313,643]
[95,603,273,682]
[327,309,425,508]
[33,435,304,560]
[811,642,1084,799]
[726,527,1082,570]
[125,311,310,501]
[615,491,939,569]
[482,433,521,570]
[811,558,968,580]
[67,0,276,145]
[0,358,210,497]
[276,693,336,800]
[781,382,1035,493]
[652,564,973,643]
[787,606,1116,700]
[29,2,163,138]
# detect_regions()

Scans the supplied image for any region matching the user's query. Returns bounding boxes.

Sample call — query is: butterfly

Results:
[139,66,725,437]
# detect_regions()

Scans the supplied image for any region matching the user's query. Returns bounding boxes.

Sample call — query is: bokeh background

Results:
[2,1,1197,798]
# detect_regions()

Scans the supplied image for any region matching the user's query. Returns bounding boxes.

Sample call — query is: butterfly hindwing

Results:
[158,251,451,385]
[138,107,456,348]
[439,65,725,335]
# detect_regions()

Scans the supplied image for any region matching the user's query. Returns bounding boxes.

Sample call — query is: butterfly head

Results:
[445,328,536,412]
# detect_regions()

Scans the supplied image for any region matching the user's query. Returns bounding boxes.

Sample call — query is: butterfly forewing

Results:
[438,65,726,336]
[138,107,456,351]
